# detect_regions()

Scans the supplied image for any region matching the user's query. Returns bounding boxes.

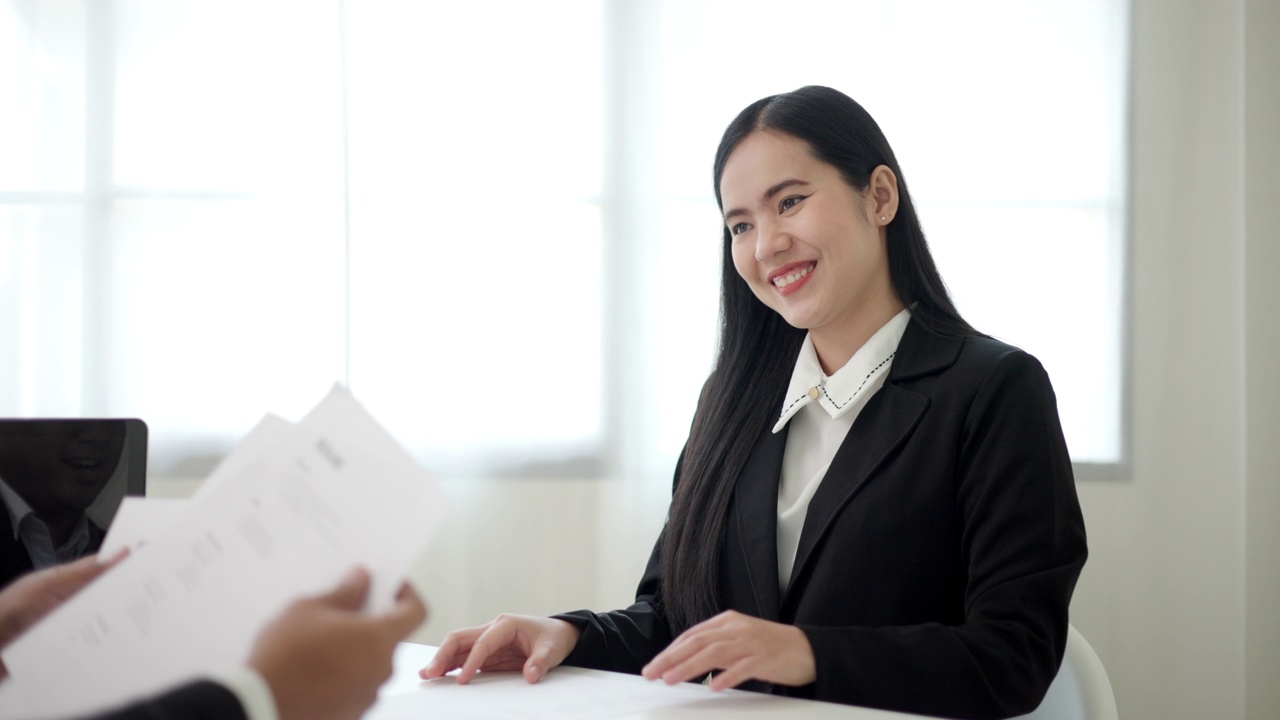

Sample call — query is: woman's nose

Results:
[755,220,792,261]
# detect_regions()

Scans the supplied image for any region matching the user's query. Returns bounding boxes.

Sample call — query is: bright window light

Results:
[0,0,1127,477]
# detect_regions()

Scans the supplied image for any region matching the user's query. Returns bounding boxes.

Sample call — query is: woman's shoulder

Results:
[899,321,1042,375]
[897,322,1053,395]
[958,332,1038,365]
[952,333,1057,401]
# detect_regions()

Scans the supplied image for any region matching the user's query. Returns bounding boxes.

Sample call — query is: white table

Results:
[366,643,930,719]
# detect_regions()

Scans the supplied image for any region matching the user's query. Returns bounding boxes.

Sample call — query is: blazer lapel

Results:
[731,422,788,621]
[780,321,961,607]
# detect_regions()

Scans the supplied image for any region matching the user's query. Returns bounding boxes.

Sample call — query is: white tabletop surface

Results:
[365,642,930,719]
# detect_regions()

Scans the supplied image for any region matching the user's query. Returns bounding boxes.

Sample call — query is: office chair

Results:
[1015,624,1118,720]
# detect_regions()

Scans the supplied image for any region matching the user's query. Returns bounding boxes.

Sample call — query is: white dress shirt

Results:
[773,308,911,593]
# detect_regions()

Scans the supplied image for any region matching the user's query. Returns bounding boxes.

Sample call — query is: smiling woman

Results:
[419,86,1088,720]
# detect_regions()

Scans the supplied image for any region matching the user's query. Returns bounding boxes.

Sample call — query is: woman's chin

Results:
[773,306,819,331]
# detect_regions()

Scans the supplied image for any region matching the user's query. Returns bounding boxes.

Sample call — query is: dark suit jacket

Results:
[0,503,106,591]
[556,321,1088,720]
[78,680,247,720]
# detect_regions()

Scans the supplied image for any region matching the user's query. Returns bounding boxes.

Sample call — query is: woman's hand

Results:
[641,610,816,691]
[419,614,581,684]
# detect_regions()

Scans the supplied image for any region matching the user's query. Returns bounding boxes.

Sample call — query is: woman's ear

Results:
[868,164,899,226]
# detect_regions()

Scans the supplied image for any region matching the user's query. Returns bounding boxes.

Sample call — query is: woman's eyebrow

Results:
[723,178,809,222]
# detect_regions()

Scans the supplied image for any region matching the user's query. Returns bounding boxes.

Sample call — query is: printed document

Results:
[0,385,446,719]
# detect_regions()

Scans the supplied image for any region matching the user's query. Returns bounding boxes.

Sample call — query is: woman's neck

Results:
[811,301,905,375]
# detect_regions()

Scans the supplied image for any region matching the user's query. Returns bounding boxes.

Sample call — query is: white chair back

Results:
[1014,624,1118,720]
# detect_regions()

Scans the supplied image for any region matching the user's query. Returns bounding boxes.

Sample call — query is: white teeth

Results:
[773,264,813,287]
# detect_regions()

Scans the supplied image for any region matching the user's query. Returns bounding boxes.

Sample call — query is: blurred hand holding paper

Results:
[0,385,446,719]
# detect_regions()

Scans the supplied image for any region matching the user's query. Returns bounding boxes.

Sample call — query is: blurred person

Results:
[0,422,128,590]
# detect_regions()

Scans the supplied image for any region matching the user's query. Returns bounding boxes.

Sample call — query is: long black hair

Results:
[660,85,974,632]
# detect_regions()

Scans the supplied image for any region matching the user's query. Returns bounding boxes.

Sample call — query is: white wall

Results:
[1243,2,1280,718]
[1067,1,1280,719]
[148,1,1280,718]
[399,478,666,644]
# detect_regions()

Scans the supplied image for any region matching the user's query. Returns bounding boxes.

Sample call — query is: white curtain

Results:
[0,0,1128,479]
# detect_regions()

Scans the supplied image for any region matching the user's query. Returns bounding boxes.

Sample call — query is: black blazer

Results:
[79,681,247,720]
[557,321,1088,720]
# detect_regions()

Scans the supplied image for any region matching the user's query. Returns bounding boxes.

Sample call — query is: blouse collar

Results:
[773,308,912,433]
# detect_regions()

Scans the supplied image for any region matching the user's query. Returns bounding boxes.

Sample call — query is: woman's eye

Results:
[731,222,751,236]
[780,196,805,212]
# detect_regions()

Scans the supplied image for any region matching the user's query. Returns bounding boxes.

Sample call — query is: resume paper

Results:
[0,385,446,719]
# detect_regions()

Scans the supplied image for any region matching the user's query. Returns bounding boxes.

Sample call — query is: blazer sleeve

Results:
[552,526,674,674]
[551,379,720,676]
[78,681,248,720]
[796,349,1088,720]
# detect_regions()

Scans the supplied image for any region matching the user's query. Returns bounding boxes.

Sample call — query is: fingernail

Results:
[341,568,370,590]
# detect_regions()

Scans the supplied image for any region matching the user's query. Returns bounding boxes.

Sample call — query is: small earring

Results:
[880,216,887,222]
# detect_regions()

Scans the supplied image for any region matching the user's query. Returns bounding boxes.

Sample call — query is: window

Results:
[1,0,1128,480]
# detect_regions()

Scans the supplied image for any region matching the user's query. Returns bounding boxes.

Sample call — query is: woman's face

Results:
[720,131,900,352]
